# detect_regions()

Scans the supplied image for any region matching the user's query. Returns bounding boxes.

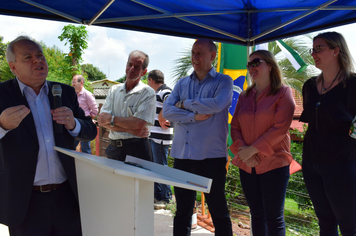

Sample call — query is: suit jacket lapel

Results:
[8,79,38,140]
[47,81,55,110]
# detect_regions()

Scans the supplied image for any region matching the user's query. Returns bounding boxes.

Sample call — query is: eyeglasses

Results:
[246,58,266,70]
[309,45,328,55]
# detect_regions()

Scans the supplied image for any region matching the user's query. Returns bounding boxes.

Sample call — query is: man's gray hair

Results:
[6,35,43,64]
[128,50,149,70]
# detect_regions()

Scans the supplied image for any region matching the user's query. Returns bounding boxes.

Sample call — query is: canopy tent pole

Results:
[246,11,252,86]
[94,10,247,24]
[130,0,246,42]
[19,0,82,23]
[87,0,115,26]
[250,0,338,41]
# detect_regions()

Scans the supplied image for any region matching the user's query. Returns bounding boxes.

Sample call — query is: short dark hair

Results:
[148,70,164,84]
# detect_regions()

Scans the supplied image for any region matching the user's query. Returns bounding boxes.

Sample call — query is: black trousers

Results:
[9,181,82,236]
[105,138,153,162]
[173,158,233,236]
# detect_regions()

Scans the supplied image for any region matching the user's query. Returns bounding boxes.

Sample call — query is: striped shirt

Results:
[149,84,173,145]
[100,81,156,140]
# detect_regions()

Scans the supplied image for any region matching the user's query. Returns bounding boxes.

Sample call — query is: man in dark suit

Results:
[0,36,97,236]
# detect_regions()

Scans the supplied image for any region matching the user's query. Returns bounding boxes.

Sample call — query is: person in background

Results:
[300,31,356,235]
[72,74,98,154]
[147,69,173,209]
[230,50,295,235]
[0,35,97,236]
[163,38,233,236]
[97,50,156,162]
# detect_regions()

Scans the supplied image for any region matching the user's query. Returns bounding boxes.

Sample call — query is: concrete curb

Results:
[0,210,213,236]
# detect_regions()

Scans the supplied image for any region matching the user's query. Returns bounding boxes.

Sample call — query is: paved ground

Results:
[154,209,213,236]
[0,209,213,236]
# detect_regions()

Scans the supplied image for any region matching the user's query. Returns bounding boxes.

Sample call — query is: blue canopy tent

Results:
[1,0,356,46]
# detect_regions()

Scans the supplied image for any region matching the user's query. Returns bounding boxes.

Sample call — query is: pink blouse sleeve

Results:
[230,96,247,155]
[252,86,295,157]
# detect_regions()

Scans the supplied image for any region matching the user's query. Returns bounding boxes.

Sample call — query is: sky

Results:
[0,14,194,88]
[1,14,356,88]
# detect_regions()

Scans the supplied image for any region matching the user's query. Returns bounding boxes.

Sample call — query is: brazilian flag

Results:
[217,43,248,157]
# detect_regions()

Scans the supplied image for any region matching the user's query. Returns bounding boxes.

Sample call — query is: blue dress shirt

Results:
[163,67,233,160]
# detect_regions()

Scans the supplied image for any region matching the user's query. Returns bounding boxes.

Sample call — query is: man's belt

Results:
[33,181,67,193]
[109,138,144,147]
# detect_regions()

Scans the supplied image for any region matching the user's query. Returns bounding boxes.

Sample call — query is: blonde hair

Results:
[314,31,355,82]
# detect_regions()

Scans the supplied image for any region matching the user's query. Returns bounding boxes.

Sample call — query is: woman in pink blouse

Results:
[230,50,295,235]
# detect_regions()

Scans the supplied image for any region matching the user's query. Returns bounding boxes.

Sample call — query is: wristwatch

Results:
[110,115,115,127]
[177,100,184,109]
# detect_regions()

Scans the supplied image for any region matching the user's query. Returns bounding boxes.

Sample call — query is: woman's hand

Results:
[244,155,261,168]
[238,146,259,162]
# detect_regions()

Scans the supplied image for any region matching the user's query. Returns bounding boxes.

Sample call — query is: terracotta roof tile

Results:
[93,88,110,99]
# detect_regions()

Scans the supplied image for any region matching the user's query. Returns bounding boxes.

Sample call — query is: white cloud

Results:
[0,15,65,46]
[83,26,128,80]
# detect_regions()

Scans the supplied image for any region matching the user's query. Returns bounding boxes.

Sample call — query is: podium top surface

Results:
[54,147,212,193]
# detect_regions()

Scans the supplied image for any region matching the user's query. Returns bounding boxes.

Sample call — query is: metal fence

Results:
[225,147,319,235]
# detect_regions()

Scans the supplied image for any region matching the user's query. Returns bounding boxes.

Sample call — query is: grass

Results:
[284,198,319,235]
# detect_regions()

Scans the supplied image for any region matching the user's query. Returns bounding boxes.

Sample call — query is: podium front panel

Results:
[75,159,154,236]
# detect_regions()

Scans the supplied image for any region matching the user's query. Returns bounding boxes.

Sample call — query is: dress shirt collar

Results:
[123,80,146,94]
[191,67,217,82]
[77,87,85,95]
[16,77,49,96]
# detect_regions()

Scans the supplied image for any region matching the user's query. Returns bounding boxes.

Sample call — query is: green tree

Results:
[81,63,107,81]
[141,73,148,84]
[0,36,6,58]
[0,36,12,82]
[58,24,88,79]
[116,75,125,83]
[41,43,72,84]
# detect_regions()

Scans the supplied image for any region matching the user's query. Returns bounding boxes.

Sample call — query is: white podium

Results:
[54,147,212,236]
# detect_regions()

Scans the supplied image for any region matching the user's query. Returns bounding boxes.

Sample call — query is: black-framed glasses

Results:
[246,58,266,70]
[309,45,328,55]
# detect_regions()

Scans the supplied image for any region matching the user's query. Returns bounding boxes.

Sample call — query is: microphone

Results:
[52,84,63,134]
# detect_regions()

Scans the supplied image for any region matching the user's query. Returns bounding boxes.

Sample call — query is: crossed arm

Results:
[97,112,149,137]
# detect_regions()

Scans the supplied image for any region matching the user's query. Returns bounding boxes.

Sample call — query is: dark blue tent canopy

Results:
[1,0,356,45]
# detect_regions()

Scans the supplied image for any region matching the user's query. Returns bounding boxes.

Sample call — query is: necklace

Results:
[316,69,341,130]
[321,69,341,92]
